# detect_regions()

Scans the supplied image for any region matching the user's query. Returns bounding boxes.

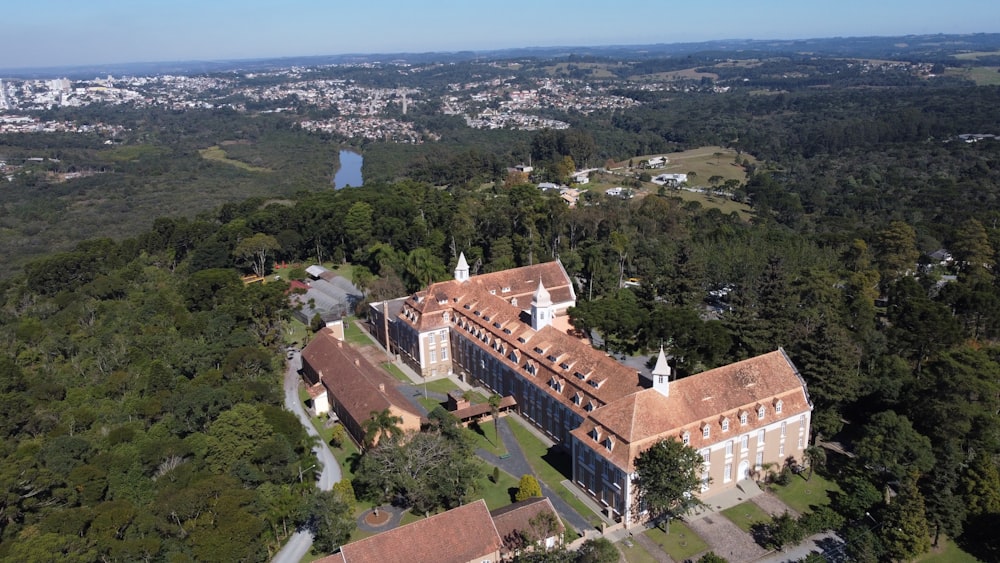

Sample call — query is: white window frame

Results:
[725,440,734,457]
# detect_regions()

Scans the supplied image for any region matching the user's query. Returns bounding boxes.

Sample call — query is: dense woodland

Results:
[2,44,1000,561]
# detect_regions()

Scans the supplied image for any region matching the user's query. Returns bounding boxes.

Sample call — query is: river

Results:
[333,149,363,189]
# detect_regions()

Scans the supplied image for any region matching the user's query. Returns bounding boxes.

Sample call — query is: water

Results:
[333,149,363,189]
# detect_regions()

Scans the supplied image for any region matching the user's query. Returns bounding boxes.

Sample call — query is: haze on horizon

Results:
[3,0,998,70]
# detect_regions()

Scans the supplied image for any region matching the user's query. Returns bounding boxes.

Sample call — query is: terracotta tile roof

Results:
[338,499,502,563]
[301,328,421,425]
[451,395,517,421]
[490,497,564,549]
[573,349,812,472]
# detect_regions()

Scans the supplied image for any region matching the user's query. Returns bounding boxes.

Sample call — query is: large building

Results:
[368,255,812,525]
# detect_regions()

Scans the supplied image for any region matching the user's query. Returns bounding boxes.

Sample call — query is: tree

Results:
[875,221,919,283]
[855,410,933,485]
[305,489,355,554]
[880,478,931,561]
[803,445,826,481]
[696,553,730,563]
[362,408,403,450]
[632,439,705,530]
[489,393,503,447]
[575,537,619,563]
[766,511,805,550]
[233,233,280,278]
[515,474,543,502]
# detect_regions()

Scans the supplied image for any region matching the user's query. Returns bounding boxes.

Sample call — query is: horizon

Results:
[3,0,999,71]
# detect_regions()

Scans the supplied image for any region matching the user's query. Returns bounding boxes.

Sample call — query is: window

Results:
[741,434,749,451]
[757,429,765,446]
[439,330,446,342]
[755,452,763,469]
[758,406,766,420]
[725,440,734,457]
[702,425,710,439]
[800,414,807,432]
[429,349,436,363]
[682,431,690,445]
[740,412,748,426]
[440,347,447,361]
[775,400,783,414]
[781,421,787,437]
[779,444,785,457]
[798,437,804,450]
[701,474,710,492]
[722,418,730,432]
[724,462,732,483]
[701,449,710,464]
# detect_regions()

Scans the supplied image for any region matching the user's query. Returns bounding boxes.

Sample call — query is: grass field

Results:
[620,539,659,563]
[768,473,841,514]
[948,66,1000,86]
[645,521,709,561]
[721,501,773,532]
[199,145,271,172]
[915,537,982,563]
[952,50,1000,60]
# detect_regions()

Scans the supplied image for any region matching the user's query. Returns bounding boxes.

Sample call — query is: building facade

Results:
[368,255,812,525]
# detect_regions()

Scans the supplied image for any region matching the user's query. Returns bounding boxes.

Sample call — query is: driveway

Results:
[272,350,342,563]
[686,513,768,563]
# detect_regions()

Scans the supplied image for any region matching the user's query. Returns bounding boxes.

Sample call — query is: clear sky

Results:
[3,0,997,69]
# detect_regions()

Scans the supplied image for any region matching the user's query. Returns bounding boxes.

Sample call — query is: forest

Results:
[1,43,1000,561]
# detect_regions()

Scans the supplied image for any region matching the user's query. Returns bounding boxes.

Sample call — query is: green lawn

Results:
[199,145,271,172]
[768,472,840,514]
[471,462,520,509]
[506,417,604,529]
[645,521,709,561]
[343,317,374,345]
[423,378,461,395]
[916,538,982,563]
[721,501,772,532]
[382,362,412,383]
[620,538,659,563]
[284,318,308,348]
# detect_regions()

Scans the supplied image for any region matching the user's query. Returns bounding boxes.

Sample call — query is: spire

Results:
[530,280,553,330]
[454,252,470,282]
[651,346,671,397]
[532,279,552,307]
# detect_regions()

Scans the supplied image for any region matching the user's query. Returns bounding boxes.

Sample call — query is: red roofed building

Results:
[317,499,503,563]
[368,254,813,526]
[301,328,422,447]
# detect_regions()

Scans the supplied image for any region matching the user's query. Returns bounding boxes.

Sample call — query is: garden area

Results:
[644,520,709,561]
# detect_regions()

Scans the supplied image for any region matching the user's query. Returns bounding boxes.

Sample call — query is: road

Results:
[272,350,342,563]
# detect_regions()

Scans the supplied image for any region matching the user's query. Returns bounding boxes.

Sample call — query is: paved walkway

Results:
[687,514,768,563]
[631,532,676,563]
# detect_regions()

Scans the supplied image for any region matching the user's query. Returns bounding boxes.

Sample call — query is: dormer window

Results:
[534,346,545,354]
[721,418,730,432]
[493,321,502,329]
[740,412,748,426]
[588,379,604,389]
[517,337,527,343]
[509,350,520,363]
[574,371,588,380]
[702,424,710,439]
[502,286,511,293]
[559,362,570,370]
[590,427,601,441]
[573,393,582,405]
[604,437,614,452]
[503,328,512,335]
[682,431,691,445]
[758,406,766,420]
[774,399,783,414]
[585,401,596,412]
[547,354,558,363]
[489,289,496,295]
[525,360,536,375]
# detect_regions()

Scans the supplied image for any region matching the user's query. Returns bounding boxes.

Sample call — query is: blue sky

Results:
[3,0,997,69]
